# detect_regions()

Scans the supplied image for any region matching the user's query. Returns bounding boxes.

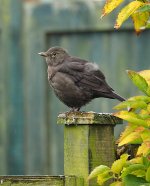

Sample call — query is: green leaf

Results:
[138,4,150,13]
[111,154,129,174]
[123,174,149,186]
[110,181,124,186]
[146,166,150,182]
[121,164,145,177]
[114,100,147,110]
[88,165,110,180]
[128,96,150,103]
[97,172,113,186]
[113,111,147,127]
[127,70,150,96]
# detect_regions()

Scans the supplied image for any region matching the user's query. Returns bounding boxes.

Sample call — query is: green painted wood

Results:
[57,112,122,186]
[23,0,150,175]
[1,0,24,174]
[1,0,150,175]
[0,1,7,175]
[0,176,77,186]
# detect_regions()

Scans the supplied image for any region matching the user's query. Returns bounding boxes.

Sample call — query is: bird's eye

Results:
[51,52,56,58]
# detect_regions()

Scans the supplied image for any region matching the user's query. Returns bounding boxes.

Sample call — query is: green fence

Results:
[0,0,150,176]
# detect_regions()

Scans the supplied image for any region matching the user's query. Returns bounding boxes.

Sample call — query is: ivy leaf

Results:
[101,0,124,18]
[111,154,129,174]
[88,165,110,180]
[127,70,150,96]
[114,1,144,29]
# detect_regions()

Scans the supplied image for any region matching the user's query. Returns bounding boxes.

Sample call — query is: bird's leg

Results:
[69,107,80,112]
[69,107,75,112]
[75,107,80,111]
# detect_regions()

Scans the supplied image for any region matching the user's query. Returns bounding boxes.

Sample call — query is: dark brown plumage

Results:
[38,47,125,111]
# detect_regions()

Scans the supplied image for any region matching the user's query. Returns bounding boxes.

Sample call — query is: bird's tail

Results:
[112,92,126,102]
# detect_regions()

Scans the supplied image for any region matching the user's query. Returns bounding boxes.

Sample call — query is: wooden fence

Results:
[0,0,150,176]
[0,112,122,186]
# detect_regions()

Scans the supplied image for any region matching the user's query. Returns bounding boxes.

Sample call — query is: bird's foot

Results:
[69,107,80,112]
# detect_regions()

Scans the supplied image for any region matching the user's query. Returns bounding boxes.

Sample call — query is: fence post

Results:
[57,112,123,186]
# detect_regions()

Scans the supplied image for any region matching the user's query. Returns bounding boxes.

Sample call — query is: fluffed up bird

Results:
[38,47,125,111]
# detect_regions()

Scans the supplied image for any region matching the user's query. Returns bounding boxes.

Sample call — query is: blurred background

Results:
[0,0,150,176]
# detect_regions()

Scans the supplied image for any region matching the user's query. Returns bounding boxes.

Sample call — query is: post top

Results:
[57,112,122,125]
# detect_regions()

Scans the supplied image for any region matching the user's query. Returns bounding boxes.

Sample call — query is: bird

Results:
[38,47,125,111]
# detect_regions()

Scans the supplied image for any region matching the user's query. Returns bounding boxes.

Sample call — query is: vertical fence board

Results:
[1,0,24,174]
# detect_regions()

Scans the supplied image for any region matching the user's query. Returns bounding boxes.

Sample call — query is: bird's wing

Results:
[58,60,113,93]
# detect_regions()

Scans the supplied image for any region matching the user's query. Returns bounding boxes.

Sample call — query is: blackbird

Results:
[38,47,125,111]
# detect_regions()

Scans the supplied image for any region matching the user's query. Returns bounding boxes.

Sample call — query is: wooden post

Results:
[0,176,77,186]
[57,112,123,186]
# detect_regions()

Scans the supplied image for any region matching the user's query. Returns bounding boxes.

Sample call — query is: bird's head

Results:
[38,47,69,66]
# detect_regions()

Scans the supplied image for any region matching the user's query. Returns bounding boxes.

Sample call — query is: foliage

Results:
[101,0,150,35]
[88,70,150,186]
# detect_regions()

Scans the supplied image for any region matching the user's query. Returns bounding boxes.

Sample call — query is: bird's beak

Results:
[38,52,47,57]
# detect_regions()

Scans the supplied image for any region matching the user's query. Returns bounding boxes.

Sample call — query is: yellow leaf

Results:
[111,154,129,174]
[127,70,149,95]
[119,131,141,146]
[101,0,124,18]
[113,111,147,127]
[119,124,138,143]
[88,165,110,180]
[115,1,144,29]
[137,141,150,156]
[110,181,124,186]
[132,11,150,35]
[139,70,150,86]
[130,157,142,164]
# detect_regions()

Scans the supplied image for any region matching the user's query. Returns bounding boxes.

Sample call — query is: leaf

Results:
[123,174,148,186]
[127,70,150,96]
[132,11,149,35]
[118,131,141,146]
[130,157,143,164]
[88,165,110,180]
[114,1,144,29]
[137,141,150,156]
[113,111,147,127]
[138,4,150,13]
[146,166,150,182]
[110,181,124,186]
[128,96,150,103]
[111,154,129,174]
[139,70,150,86]
[114,100,147,110]
[140,129,150,141]
[119,124,138,143]
[97,172,112,186]
[101,0,124,18]
[121,164,145,177]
